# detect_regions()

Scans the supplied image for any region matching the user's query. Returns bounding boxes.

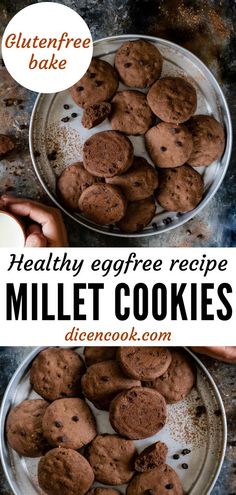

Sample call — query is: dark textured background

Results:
[0,0,235,247]
[0,0,236,493]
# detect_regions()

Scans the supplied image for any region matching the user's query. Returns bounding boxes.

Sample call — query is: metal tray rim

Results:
[0,346,227,495]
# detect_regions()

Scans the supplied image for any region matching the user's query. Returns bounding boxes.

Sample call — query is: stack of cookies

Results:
[57,39,226,233]
[6,346,196,495]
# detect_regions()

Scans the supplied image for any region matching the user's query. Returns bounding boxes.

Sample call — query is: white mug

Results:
[0,210,25,247]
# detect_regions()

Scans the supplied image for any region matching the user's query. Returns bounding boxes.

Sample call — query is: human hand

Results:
[1,195,69,247]
[191,347,236,364]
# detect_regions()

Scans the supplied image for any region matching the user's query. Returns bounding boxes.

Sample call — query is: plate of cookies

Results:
[0,347,227,495]
[29,35,232,237]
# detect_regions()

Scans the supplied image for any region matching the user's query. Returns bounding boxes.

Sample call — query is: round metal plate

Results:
[29,35,232,238]
[0,347,227,495]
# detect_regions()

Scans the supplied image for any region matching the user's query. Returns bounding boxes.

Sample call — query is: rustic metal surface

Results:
[0,0,236,247]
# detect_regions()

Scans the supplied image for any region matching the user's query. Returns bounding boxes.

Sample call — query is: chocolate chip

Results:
[72,415,79,422]
[182,463,188,469]
[166,484,174,489]
[3,98,14,107]
[95,80,103,87]
[214,409,221,417]
[163,217,172,225]
[87,72,96,78]
[160,146,167,152]
[71,113,78,118]
[63,104,69,110]
[76,86,84,92]
[34,150,41,157]
[176,141,183,147]
[196,405,206,417]
[20,430,26,437]
[182,448,191,455]
[55,421,62,428]
[173,454,180,460]
[19,124,28,130]
[101,376,109,382]
[139,59,145,66]
[47,150,57,161]
[152,222,158,231]
[144,490,154,495]
[61,116,70,123]
[57,436,65,443]
[207,132,213,139]
[124,62,132,68]
[171,127,180,134]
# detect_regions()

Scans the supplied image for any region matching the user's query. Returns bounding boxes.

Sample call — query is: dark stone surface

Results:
[0,0,236,247]
[0,347,235,494]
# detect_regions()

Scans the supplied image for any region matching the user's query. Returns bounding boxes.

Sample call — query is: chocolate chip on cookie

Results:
[82,360,141,410]
[6,399,49,457]
[38,447,94,495]
[71,58,118,108]
[155,165,204,212]
[186,115,225,166]
[30,348,85,401]
[106,156,158,202]
[147,77,197,124]
[117,347,172,381]
[83,131,134,178]
[115,40,163,88]
[110,90,153,135]
[42,397,96,450]
[86,434,137,485]
[127,464,184,495]
[109,387,167,439]
[145,122,193,168]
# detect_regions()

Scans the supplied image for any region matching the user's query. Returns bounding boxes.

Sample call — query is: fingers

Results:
[191,347,236,364]
[1,195,69,247]
[25,223,48,247]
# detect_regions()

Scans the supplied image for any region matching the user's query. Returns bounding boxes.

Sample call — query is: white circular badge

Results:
[1,2,93,93]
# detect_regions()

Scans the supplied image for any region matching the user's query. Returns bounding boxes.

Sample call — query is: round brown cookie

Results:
[117,196,156,233]
[147,77,197,123]
[30,348,85,402]
[146,350,195,403]
[38,447,94,495]
[0,134,15,158]
[71,58,118,108]
[135,441,168,472]
[6,399,49,457]
[84,347,118,366]
[57,162,97,210]
[145,122,193,168]
[83,131,134,178]
[82,360,141,410]
[82,102,111,129]
[126,464,184,495]
[117,347,172,381]
[186,114,225,166]
[79,184,127,226]
[106,156,158,201]
[110,90,153,135]
[42,397,96,450]
[87,490,121,495]
[87,434,136,485]
[115,40,163,88]
[109,387,167,439]
[156,165,204,212]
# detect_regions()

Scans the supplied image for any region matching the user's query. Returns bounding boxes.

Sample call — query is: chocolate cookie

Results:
[82,102,111,129]
[110,90,153,135]
[126,464,184,495]
[30,348,85,401]
[0,134,15,158]
[117,196,156,233]
[83,131,133,178]
[71,58,118,108]
[117,347,172,381]
[147,77,197,123]
[84,347,118,366]
[6,399,49,457]
[82,360,141,410]
[87,490,121,495]
[38,447,94,495]
[42,397,96,450]
[106,156,158,201]
[87,434,136,485]
[146,350,195,403]
[145,122,193,168]
[186,115,225,166]
[135,441,168,472]
[156,165,204,212]
[115,40,163,88]
[57,162,97,210]
[79,184,127,225]
[109,387,167,439]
